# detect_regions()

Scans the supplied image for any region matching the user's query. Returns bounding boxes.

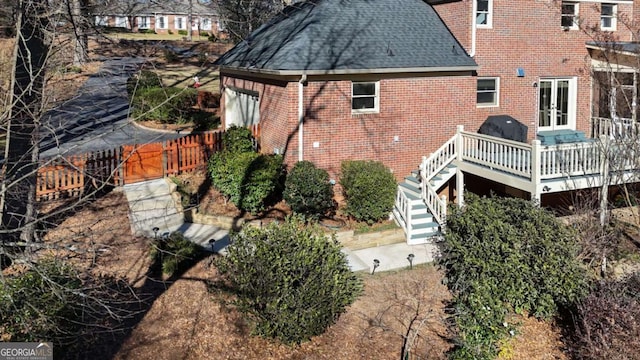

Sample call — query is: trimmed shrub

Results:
[439,194,589,359]
[178,29,188,36]
[199,31,209,37]
[570,273,640,360]
[222,125,255,153]
[340,160,396,224]
[208,151,284,214]
[284,161,335,219]
[131,87,198,124]
[208,34,218,42]
[150,232,201,276]
[216,215,362,344]
[126,70,162,96]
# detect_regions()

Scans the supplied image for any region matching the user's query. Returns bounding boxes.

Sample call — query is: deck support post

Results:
[530,140,542,204]
[599,135,610,226]
[456,125,464,207]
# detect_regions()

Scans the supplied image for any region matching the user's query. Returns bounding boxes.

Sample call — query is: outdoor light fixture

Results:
[372,259,380,275]
[208,239,216,252]
[543,185,551,192]
[407,253,415,270]
[152,227,160,240]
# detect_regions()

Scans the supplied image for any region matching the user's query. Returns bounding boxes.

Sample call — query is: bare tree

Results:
[214,0,288,43]
[1,0,50,244]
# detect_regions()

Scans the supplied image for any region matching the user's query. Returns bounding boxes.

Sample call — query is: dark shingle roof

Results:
[215,0,477,75]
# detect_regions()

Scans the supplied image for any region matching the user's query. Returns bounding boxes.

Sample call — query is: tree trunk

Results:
[71,0,88,66]
[1,0,49,243]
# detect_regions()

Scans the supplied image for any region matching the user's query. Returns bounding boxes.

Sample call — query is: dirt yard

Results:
[34,189,570,359]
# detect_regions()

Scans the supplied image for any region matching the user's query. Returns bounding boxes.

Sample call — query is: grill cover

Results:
[478,115,528,143]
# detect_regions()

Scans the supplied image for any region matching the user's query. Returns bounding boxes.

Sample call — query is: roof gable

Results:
[215,0,476,74]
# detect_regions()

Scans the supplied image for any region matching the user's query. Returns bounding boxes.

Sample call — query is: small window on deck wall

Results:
[477,77,499,107]
[352,81,379,113]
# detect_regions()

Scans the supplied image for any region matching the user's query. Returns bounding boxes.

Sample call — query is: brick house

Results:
[216,0,640,244]
[94,0,222,36]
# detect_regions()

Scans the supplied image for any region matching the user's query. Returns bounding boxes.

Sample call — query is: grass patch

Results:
[353,220,399,235]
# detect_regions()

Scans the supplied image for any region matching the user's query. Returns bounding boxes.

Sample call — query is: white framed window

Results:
[137,16,150,29]
[115,16,129,28]
[175,16,186,30]
[201,17,212,30]
[601,3,616,31]
[561,2,579,30]
[476,0,493,28]
[155,15,167,29]
[352,81,380,113]
[95,16,108,26]
[477,77,499,107]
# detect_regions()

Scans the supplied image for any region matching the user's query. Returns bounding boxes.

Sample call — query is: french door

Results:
[538,78,576,131]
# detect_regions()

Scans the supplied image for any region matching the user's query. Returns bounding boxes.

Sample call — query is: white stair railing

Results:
[418,134,458,226]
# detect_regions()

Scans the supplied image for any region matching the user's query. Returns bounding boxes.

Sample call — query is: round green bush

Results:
[284,161,335,219]
[149,231,201,276]
[208,150,284,214]
[126,70,162,96]
[340,160,397,224]
[216,215,362,344]
[222,125,255,153]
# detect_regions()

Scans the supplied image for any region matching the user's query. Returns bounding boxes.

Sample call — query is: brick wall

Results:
[434,0,635,138]
[221,73,477,181]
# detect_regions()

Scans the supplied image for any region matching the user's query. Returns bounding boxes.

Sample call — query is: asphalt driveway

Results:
[40,57,185,158]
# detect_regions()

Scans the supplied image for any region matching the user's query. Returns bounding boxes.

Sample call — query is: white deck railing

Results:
[460,131,533,177]
[592,117,640,139]
[395,189,411,234]
[539,141,602,179]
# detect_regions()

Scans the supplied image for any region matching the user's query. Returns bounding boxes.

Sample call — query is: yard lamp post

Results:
[208,238,216,252]
[153,227,160,241]
[371,259,380,275]
[407,253,415,270]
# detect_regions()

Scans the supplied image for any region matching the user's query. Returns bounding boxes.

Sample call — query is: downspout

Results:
[469,0,477,57]
[298,74,307,161]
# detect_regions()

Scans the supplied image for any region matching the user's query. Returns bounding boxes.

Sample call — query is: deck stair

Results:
[393,135,458,244]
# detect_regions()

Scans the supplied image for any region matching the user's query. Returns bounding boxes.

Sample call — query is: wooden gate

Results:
[122,143,164,184]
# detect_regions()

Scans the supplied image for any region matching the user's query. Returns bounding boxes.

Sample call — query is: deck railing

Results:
[460,131,533,178]
[395,189,411,235]
[539,141,602,179]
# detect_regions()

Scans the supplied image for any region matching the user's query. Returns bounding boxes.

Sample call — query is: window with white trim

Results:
[175,16,186,30]
[115,16,128,28]
[95,16,108,26]
[352,81,379,113]
[476,0,492,28]
[138,16,150,29]
[201,17,212,30]
[477,77,499,107]
[156,15,167,29]
[561,2,579,29]
[601,3,616,31]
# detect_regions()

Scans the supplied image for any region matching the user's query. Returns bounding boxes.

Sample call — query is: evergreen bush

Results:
[131,87,198,124]
[208,151,283,214]
[340,160,396,224]
[126,70,162,96]
[216,216,362,344]
[150,232,201,276]
[440,194,589,359]
[284,161,335,219]
[222,125,255,153]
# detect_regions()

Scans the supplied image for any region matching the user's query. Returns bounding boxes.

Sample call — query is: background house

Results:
[94,0,223,36]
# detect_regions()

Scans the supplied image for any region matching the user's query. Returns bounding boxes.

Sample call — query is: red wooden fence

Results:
[36,125,260,201]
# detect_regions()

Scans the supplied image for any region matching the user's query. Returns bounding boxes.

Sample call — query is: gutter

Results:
[298,74,307,162]
[470,0,476,57]
[217,65,479,77]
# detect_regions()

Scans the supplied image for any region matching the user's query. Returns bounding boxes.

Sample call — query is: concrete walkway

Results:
[122,178,440,273]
